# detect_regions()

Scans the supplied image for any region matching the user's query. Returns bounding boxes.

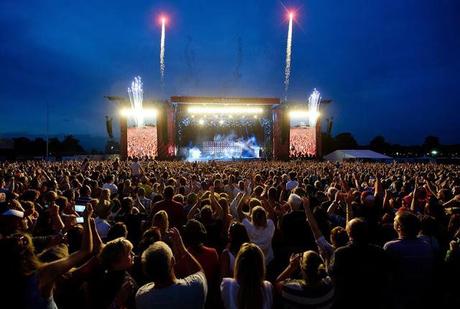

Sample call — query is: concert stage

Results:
[118,96,321,161]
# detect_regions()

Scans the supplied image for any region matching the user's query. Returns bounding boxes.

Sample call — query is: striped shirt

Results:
[281,277,334,309]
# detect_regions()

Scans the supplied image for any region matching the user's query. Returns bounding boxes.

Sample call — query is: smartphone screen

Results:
[76,217,84,223]
[75,205,86,213]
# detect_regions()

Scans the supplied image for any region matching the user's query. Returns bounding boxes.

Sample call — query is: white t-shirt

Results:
[220,278,273,309]
[102,182,118,194]
[242,218,275,264]
[136,271,207,309]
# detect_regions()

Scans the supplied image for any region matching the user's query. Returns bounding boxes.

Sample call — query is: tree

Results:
[31,138,46,156]
[423,136,440,152]
[13,137,32,155]
[334,132,358,149]
[61,135,84,155]
[321,132,337,154]
[48,138,62,156]
[369,135,389,154]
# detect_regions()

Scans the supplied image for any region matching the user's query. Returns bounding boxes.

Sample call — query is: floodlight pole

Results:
[46,101,49,160]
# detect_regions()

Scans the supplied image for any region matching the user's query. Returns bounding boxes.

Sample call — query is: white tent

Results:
[324,149,392,162]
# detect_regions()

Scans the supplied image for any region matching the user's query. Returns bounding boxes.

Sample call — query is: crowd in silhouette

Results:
[1,159,460,308]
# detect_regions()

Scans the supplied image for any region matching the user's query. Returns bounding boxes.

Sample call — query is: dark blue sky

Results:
[1,0,459,146]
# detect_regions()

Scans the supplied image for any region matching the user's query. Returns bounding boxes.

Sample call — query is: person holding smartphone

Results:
[0,204,94,308]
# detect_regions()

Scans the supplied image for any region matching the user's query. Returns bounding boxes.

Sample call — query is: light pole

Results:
[46,101,49,160]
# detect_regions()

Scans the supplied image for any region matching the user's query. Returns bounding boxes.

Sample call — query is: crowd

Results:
[289,128,317,158]
[127,127,158,159]
[1,158,460,308]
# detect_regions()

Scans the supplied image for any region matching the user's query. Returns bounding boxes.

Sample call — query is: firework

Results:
[284,12,294,101]
[160,16,166,87]
[127,76,144,128]
[307,88,321,127]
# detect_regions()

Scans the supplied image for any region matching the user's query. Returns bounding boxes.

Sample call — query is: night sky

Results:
[1,0,459,147]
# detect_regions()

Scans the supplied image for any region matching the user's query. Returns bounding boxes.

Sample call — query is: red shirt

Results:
[188,246,220,285]
[151,199,186,228]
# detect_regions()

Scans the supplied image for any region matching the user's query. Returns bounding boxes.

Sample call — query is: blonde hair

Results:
[99,237,133,269]
[152,210,169,233]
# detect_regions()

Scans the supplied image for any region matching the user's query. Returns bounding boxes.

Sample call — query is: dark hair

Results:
[67,224,83,253]
[420,215,437,238]
[229,222,250,254]
[138,227,162,254]
[163,186,174,200]
[183,219,207,249]
[330,226,349,248]
[396,212,420,239]
[107,222,128,242]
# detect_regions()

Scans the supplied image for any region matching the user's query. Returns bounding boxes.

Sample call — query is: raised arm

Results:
[187,194,202,220]
[303,197,323,240]
[169,227,202,276]
[209,186,223,220]
[135,195,146,214]
[237,193,250,222]
[275,253,301,293]
[374,175,383,198]
[410,182,418,213]
[39,203,94,298]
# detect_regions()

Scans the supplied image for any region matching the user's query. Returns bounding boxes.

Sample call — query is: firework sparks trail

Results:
[284,13,293,100]
[160,18,166,87]
[308,88,321,127]
[128,76,144,128]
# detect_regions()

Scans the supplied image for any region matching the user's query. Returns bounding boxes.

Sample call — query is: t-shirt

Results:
[95,217,111,239]
[280,211,315,250]
[281,277,334,309]
[220,278,272,309]
[151,199,186,228]
[102,182,118,194]
[242,218,275,263]
[286,180,299,191]
[131,162,142,176]
[187,246,219,287]
[136,271,207,309]
[330,242,390,308]
[383,238,434,305]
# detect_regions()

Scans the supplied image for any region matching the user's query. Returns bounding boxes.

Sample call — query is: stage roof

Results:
[170,96,280,105]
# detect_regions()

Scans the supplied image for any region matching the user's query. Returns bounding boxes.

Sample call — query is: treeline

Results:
[10,135,85,157]
[322,133,460,157]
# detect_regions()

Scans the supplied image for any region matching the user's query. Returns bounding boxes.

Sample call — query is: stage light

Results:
[288,110,320,120]
[253,115,258,119]
[119,108,158,118]
[187,106,264,115]
[219,119,224,125]
[198,119,205,125]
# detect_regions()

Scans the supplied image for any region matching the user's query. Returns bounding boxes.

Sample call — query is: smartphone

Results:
[76,217,84,223]
[75,205,86,213]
